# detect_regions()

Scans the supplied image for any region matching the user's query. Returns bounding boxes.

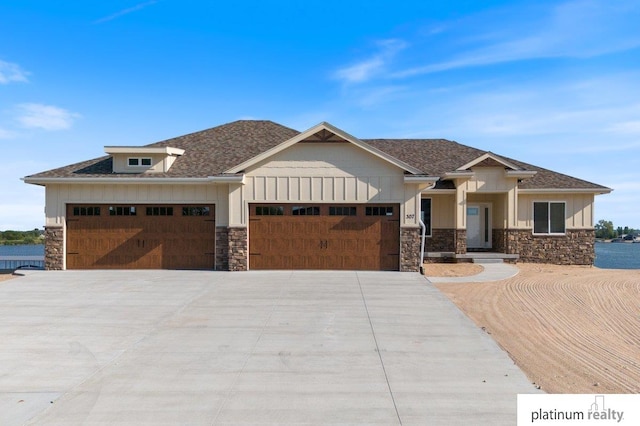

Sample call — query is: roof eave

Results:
[23,177,212,185]
[518,188,613,194]
[404,176,439,184]
[442,171,475,179]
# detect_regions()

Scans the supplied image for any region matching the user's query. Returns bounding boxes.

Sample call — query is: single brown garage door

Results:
[249,204,400,270]
[66,204,215,269]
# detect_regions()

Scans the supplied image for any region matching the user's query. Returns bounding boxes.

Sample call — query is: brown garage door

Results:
[66,204,215,269]
[249,204,399,270]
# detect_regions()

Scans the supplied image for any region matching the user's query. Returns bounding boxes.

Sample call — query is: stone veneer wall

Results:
[424,229,456,252]
[400,227,421,272]
[506,229,595,265]
[44,226,64,270]
[228,227,248,271]
[454,229,467,254]
[215,227,229,271]
[492,229,507,254]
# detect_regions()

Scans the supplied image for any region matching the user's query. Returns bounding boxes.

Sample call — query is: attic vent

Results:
[301,129,348,143]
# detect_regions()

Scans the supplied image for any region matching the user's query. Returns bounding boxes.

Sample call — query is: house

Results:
[24,120,611,271]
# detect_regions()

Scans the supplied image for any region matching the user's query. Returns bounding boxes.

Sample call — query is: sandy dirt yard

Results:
[435,264,640,394]
[424,262,484,277]
[0,273,16,282]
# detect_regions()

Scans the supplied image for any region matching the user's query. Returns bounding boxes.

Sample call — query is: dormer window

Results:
[128,157,152,167]
[105,146,185,173]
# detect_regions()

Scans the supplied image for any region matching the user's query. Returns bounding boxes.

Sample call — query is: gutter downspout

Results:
[419,218,426,275]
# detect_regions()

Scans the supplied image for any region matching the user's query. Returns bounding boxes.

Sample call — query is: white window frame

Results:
[127,157,152,167]
[532,201,566,235]
[421,197,432,238]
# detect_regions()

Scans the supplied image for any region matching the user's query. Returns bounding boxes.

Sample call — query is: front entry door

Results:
[467,204,492,249]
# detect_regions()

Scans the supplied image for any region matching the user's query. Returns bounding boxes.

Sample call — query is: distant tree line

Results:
[0,229,44,245]
[594,220,638,239]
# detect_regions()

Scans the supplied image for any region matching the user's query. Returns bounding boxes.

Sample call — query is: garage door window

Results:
[329,206,357,216]
[109,206,137,216]
[73,206,101,216]
[292,206,320,216]
[183,206,210,216]
[255,206,284,215]
[366,206,394,216]
[146,206,173,216]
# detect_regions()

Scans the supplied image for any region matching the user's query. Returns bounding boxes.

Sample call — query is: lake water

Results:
[0,244,45,256]
[594,242,640,270]
[0,243,638,269]
[0,244,45,269]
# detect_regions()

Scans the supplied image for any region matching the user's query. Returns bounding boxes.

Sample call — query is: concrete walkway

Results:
[427,262,520,283]
[1,270,538,425]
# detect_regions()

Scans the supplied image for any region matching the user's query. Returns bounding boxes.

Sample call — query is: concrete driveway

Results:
[1,270,538,425]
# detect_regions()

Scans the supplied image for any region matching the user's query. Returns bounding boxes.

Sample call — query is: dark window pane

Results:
[182,206,209,216]
[330,206,357,216]
[366,206,393,216]
[421,199,431,235]
[550,203,565,233]
[128,158,139,166]
[141,158,152,166]
[534,202,549,233]
[255,206,284,216]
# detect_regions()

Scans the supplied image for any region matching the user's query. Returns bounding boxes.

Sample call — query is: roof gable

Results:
[456,152,522,171]
[225,122,424,175]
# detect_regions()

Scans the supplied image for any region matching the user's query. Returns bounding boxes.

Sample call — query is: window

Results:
[255,206,284,216]
[146,206,173,216]
[366,206,393,216]
[292,206,320,216]
[109,206,137,216]
[420,198,432,236]
[182,206,210,216]
[73,206,100,216]
[533,202,565,234]
[128,157,152,167]
[329,206,357,216]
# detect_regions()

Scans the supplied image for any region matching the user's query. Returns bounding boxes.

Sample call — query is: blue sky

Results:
[1,0,639,230]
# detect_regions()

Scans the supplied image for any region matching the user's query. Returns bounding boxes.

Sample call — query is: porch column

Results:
[454,182,467,254]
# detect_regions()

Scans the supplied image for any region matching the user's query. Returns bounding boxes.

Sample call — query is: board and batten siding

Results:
[44,183,229,227]
[426,193,456,229]
[516,193,594,229]
[232,143,422,227]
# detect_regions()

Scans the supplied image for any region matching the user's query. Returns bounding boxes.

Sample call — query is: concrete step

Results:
[472,258,504,264]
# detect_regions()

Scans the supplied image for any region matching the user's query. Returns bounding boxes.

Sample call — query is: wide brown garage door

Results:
[66,204,215,269]
[249,204,400,270]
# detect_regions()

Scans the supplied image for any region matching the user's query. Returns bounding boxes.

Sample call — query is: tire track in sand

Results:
[435,264,640,394]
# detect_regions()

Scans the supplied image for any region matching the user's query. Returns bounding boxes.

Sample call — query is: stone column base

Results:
[400,227,421,272]
[215,227,229,271]
[44,226,64,270]
[228,227,248,271]
[454,229,467,254]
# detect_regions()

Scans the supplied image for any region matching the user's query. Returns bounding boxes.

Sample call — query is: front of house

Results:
[24,120,611,271]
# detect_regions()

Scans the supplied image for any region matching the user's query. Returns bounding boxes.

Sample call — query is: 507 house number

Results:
[405,214,415,220]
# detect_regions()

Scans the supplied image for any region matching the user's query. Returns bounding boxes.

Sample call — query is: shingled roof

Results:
[26,120,609,191]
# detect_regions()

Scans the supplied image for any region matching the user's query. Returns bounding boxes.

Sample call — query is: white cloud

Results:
[0,127,16,139]
[16,103,81,131]
[0,60,29,84]
[607,120,640,135]
[334,39,407,84]
[94,0,158,24]
[394,0,640,78]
